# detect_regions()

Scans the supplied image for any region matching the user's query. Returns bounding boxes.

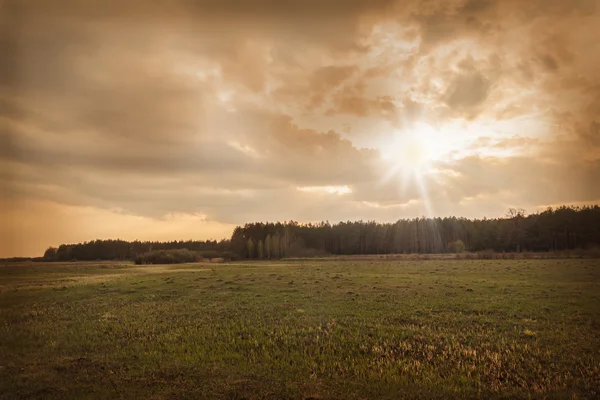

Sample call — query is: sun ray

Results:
[378,122,459,216]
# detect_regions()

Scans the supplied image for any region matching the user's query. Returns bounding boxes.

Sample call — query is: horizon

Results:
[3,0,600,257]
[8,204,600,258]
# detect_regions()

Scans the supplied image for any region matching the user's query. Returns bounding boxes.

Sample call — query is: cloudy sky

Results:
[2,0,599,256]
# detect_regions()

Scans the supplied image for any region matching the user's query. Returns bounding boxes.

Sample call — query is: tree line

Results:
[42,239,232,261]
[232,206,600,258]
[31,205,600,262]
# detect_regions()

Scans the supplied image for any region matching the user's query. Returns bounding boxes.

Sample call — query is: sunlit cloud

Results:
[227,141,261,158]
[297,186,352,195]
[360,199,419,209]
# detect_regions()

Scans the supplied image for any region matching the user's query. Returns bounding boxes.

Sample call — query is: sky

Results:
[2,0,599,257]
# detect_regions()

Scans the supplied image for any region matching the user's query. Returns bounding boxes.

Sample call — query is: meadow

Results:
[1,258,599,399]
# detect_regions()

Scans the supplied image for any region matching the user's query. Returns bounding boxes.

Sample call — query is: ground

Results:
[1,259,599,399]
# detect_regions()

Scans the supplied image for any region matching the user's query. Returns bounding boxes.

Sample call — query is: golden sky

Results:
[2,0,599,256]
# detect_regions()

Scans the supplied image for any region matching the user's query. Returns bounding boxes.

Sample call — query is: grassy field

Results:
[1,259,599,399]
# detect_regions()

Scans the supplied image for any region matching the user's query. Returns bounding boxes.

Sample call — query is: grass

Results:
[1,259,599,399]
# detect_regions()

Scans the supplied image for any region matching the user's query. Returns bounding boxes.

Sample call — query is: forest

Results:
[30,205,600,262]
[230,206,600,258]
[41,239,232,262]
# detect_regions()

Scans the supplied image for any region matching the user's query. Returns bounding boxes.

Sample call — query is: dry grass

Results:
[0,263,212,293]
[1,259,599,399]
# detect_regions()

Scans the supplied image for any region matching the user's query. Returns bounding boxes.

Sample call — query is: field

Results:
[1,259,599,399]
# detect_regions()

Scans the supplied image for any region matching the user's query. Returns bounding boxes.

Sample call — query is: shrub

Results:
[198,250,221,259]
[448,240,466,254]
[220,251,241,261]
[133,249,242,264]
[134,249,198,264]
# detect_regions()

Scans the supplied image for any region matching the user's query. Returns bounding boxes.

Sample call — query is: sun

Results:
[381,122,451,175]
[378,122,456,217]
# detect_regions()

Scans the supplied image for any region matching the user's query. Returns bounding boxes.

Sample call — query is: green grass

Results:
[1,259,599,399]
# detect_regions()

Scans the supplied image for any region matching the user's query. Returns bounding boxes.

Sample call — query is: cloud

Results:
[442,70,491,116]
[1,0,599,256]
[438,155,600,206]
[1,102,383,222]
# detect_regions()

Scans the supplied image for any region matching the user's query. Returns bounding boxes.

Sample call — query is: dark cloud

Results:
[412,0,499,50]
[540,54,559,72]
[7,0,396,19]
[462,0,496,14]
[442,72,490,114]
[3,0,397,60]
